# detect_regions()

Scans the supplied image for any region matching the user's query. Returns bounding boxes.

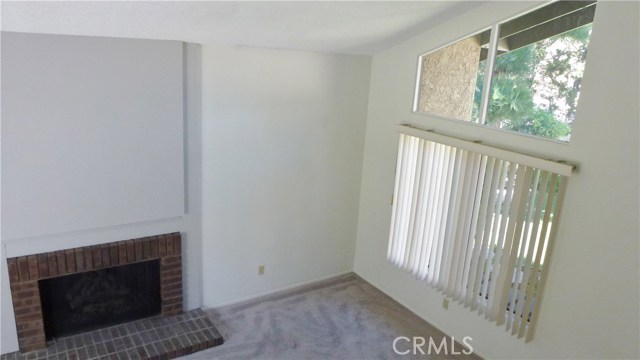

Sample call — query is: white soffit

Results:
[1,1,482,55]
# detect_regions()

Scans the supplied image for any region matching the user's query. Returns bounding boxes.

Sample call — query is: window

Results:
[388,126,573,341]
[414,1,597,142]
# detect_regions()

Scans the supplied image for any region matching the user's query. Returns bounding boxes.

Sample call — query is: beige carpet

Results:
[181,273,481,360]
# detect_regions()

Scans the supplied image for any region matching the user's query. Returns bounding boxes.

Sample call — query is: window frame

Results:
[411,1,596,145]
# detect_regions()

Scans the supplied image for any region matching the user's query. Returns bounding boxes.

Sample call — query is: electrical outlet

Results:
[442,298,449,310]
[258,265,265,275]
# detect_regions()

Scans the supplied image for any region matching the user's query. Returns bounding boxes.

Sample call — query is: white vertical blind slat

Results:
[521,173,559,339]
[387,133,570,342]
[516,171,551,338]
[461,154,487,306]
[472,157,502,312]
[398,137,419,262]
[438,149,463,291]
[479,159,508,315]
[456,152,484,300]
[499,166,533,327]
[393,134,413,264]
[510,169,541,333]
[430,146,455,285]
[425,144,447,277]
[418,142,440,278]
[466,156,495,309]
[403,139,424,268]
[491,164,527,323]
[405,139,427,270]
[487,162,516,320]
[412,141,430,276]
[525,176,566,342]
[507,168,539,332]
[408,140,429,274]
[449,152,477,298]
[388,134,406,264]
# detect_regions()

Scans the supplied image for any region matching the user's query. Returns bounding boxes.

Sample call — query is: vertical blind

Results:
[388,125,572,341]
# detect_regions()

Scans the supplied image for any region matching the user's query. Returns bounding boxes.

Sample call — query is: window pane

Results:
[486,2,596,141]
[415,29,490,122]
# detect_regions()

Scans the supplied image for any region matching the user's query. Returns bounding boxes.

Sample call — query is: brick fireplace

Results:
[6,233,183,353]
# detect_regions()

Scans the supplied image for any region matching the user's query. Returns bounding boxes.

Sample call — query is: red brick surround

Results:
[6,232,183,353]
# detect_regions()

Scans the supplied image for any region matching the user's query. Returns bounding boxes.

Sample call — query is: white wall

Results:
[0,35,203,354]
[2,32,185,240]
[354,1,639,359]
[201,45,370,306]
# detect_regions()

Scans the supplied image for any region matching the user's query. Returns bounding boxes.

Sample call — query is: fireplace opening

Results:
[39,259,161,340]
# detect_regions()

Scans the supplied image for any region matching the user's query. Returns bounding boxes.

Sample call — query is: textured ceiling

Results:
[1,1,481,55]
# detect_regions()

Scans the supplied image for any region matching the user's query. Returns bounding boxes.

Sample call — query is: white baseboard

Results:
[203,270,355,309]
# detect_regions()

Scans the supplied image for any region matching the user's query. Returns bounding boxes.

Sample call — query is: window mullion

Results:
[478,23,500,125]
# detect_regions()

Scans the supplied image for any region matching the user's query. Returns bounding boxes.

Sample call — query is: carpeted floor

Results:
[181,273,481,360]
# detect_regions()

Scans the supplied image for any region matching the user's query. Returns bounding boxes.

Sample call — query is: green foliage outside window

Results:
[473,25,592,141]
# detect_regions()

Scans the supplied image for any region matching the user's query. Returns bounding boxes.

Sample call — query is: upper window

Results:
[414,1,597,142]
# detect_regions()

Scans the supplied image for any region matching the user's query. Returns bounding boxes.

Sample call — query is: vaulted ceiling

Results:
[1,1,482,55]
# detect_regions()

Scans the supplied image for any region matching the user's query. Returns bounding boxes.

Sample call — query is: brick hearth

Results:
[0,308,223,360]
[6,233,184,353]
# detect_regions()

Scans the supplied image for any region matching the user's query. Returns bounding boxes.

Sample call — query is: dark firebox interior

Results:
[39,259,160,340]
